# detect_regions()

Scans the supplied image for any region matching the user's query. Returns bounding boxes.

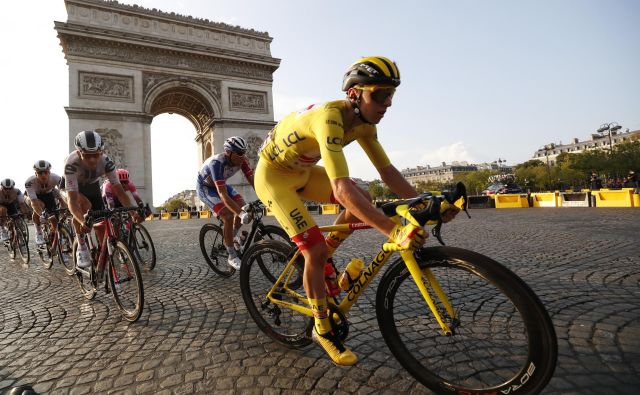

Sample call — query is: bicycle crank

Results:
[327,303,349,341]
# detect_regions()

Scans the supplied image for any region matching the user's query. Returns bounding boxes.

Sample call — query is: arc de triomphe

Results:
[55,0,280,205]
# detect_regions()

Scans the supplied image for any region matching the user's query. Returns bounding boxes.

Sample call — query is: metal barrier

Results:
[495,194,529,208]
[593,189,634,207]
[559,192,590,207]
[531,192,558,208]
[320,204,340,215]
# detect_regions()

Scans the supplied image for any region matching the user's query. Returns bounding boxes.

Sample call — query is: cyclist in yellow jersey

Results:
[256,56,461,366]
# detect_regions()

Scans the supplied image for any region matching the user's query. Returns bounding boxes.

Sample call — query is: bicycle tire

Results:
[130,224,156,271]
[199,223,234,277]
[6,230,17,260]
[16,217,29,243]
[240,239,312,348]
[108,241,144,322]
[252,225,301,287]
[375,246,557,394]
[16,228,30,264]
[72,240,97,300]
[39,225,54,269]
[57,226,75,275]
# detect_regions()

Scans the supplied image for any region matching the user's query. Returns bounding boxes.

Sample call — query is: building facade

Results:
[532,129,640,166]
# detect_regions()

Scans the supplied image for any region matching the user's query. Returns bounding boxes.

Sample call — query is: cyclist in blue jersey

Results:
[196,136,254,269]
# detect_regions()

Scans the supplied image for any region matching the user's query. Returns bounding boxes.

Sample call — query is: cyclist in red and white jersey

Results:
[0,179,29,241]
[65,130,141,268]
[24,160,67,245]
[101,169,144,209]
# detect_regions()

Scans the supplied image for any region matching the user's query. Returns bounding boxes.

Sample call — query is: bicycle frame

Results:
[215,202,271,255]
[265,222,458,336]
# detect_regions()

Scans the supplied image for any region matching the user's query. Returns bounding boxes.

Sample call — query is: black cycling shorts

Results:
[79,182,104,211]
[0,202,19,216]
[36,192,58,213]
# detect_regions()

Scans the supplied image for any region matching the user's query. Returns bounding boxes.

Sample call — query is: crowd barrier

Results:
[467,195,493,209]
[199,210,211,219]
[495,194,529,208]
[592,189,635,208]
[559,192,590,207]
[179,211,190,220]
[531,192,558,208]
[320,204,341,215]
[160,212,171,220]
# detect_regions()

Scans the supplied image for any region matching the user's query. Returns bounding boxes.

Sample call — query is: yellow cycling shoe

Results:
[312,328,358,366]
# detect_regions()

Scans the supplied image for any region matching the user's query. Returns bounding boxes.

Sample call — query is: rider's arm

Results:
[126,182,144,205]
[112,184,135,208]
[378,164,417,199]
[102,182,115,209]
[17,193,28,215]
[215,183,243,215]
[67,190,86,224]
[331,178,396,235]
[240,160,255,189]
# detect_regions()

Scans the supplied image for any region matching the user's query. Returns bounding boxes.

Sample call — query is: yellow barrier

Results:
[199,210,211,219]
[495,194,529,208]
[634,193,640,207]
[179,211,190,220]
[593,189,634,207]
[320,204,340,215]
[146,214,155,221]
[531,192,558,208]
[160,212,171,220]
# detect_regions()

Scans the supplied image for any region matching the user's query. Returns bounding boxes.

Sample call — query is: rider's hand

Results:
[130,211,143,224]
[239,210,252,225]
[441,205,460,223]
[79,222,91,234]
[389,223,426,250]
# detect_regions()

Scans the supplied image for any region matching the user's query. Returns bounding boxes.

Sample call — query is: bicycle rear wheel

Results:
[130,224,156,271]
[38,226,54,269]
[109,241,144,322]
[199,223,234,277]
[16,228,30,264]
[57,226,75,275]
[16,217,29,243]
[376,246,557,394]
[252,225,301,287]
[240,240,311,348]
[6,230,17,260]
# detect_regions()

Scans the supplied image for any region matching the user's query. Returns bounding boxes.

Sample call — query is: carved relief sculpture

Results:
[229,88,268,113]
[97,128,126,168]
[79,71,134,101]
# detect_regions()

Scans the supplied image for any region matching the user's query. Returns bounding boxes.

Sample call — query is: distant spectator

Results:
[589,172,603,190]
[625,170,638,190]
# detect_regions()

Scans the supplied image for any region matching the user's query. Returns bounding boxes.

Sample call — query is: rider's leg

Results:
[218,207,235,250]
[325,185,372,256]
[0,206,8,239]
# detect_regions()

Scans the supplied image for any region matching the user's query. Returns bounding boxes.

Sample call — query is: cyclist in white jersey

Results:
[0,179,29,241]
[24,160,67,245]
[196,136,254,269]
[65,130,141,268]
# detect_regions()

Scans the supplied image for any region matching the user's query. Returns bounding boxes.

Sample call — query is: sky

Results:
[1,0,638,205]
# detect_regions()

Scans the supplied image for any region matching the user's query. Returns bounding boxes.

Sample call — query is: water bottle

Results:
[338,258,364,291]
[324,260,341,297]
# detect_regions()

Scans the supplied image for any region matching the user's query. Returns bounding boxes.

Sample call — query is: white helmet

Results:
[223,136,248,155]
[1,179,15,189]
[34,160,52,172]
[74,130,104,153]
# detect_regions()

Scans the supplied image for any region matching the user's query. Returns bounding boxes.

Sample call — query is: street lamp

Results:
[543,143,555,191]
[596,122,622,152]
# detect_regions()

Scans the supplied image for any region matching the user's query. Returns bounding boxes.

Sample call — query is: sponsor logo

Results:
[325,136,343,152]
[326,119,343,128]
[289,208,308,230]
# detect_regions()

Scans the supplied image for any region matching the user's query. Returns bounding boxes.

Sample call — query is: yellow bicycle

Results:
[240,183,557,394]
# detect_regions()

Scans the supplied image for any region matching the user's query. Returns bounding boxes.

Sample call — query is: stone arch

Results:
[55,0,280,205]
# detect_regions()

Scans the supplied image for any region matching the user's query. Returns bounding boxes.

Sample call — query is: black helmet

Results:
[342,56,401,91]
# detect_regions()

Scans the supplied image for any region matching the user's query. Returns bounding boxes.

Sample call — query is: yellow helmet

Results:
[341,56,401,91]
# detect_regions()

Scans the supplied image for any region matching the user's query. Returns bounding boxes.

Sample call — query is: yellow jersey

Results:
[259,100,391,179]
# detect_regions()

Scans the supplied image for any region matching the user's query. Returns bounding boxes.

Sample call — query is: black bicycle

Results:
[112,210,156,271]
[199,200,291,277]
[3,213,29,264]
[36,208,74,272]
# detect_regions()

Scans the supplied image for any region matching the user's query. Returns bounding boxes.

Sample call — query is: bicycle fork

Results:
[401,250,458,336]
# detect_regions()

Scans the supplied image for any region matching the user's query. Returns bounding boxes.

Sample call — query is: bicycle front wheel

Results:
[16,228,30,264]
[16,217,29,243]
[240,239,311,348]
[57,226,75,275]
[199,223,234,277]
[376,246,557,394]
[130,224,156,271]
[109,241,144,322]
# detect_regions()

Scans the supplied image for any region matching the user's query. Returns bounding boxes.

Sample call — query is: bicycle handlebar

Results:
[381,182,470,248]
[84,206,145,227]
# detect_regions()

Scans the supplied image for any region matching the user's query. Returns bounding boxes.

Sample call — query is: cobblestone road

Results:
[1,208,639,394]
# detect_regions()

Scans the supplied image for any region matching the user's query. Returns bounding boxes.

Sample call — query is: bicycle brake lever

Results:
[431,220,445,246]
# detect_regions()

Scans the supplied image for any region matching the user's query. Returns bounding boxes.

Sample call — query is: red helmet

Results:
[116,169,129,182]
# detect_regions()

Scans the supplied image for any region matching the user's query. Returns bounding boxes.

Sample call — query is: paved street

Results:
[1,208,639,394]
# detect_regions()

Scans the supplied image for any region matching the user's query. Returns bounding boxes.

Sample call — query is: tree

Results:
[454,170,498,195]
[368,180,385,200]
[161,198,188,212]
